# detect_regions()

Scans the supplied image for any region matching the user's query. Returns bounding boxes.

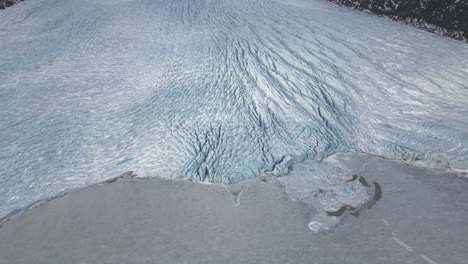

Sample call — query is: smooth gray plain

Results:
[0,154,467,264]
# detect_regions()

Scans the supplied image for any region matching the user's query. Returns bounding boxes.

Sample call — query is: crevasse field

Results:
[0,0,467,220]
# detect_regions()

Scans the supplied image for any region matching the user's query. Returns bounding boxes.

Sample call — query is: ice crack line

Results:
[382,218,439,264]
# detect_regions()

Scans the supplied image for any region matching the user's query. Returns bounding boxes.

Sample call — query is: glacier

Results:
[0,0,467,220]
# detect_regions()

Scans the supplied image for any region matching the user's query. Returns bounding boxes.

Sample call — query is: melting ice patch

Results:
[278,159,379,232]
[225,157,381,232]
[0,0,467,219]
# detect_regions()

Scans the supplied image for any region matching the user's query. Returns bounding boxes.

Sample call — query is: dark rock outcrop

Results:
[329,0,468,41]
[0,0,23,9]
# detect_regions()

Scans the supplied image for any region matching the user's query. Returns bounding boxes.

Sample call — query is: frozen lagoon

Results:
[1,153,467,264]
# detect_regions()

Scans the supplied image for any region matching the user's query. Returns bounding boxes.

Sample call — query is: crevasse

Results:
[0,0,467,219]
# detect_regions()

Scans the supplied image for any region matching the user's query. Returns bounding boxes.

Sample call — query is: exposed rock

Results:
[0,0,23,9]
[329,0,468,41]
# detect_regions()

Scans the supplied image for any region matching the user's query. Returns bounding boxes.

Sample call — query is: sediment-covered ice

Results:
[0,0,467,219]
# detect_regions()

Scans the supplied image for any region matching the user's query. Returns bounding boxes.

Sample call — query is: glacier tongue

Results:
[0,0,467,219]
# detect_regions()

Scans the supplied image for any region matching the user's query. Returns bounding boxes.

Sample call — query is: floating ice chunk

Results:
[276,158,379,231]
[307,221,323,232]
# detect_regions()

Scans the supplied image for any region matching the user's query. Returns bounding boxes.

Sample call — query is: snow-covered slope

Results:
[0,0,467,219]
[3,0,467,42]
[329,0,468,41]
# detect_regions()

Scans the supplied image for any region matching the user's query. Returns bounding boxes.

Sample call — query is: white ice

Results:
[0,0,467,219]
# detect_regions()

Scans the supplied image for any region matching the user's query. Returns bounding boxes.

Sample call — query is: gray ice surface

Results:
[1,154,467,264]
[0,0,468,219]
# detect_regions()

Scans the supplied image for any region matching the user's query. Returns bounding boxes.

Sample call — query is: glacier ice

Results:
[0,0,467,219]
